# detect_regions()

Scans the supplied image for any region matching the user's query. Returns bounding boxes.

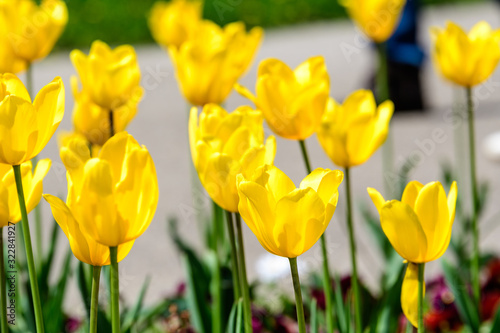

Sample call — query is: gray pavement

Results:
[25,1,500,315]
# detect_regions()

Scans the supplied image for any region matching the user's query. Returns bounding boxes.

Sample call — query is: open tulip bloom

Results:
[148,0,203,50]
[236,56,329,141]
[237,164,343,332]
[44,132,158,333]
[170,20,263,106]
[368,180,457,329]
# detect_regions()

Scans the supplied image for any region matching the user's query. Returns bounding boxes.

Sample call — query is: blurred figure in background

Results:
[386,0,425,111]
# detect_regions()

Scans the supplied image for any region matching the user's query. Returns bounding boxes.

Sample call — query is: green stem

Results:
[26,62,43,269]
[466,87,480,305]
[211,203,222,333]
[299,140,335,331]
[345,167,362,332]
[234,213,252,333]
[417,263,425,333]
[13,164,44,332]
[376,43,395,199]
[298,140,312,174]
[375,43,389,103]
[110,246,120,333]
[90,265,101,333]
[225,210,241,301]
[109,110,115,138]
[289,257,306,333]
[0,228,8,333]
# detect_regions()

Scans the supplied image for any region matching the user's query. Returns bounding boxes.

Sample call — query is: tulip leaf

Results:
[333,274,348,333]
[226,299,243,333]
[490,303,500,333]
[122,275,151,332]
[442,260,480,331]
[310,298,319,333]
[169,217,212,333]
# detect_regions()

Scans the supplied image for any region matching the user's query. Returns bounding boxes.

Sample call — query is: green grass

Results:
[58,0,484,49]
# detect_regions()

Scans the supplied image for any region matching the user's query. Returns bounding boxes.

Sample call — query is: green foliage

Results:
[58,0,486,49]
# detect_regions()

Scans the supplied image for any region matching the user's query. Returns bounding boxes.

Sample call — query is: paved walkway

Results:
[27,1,500,314]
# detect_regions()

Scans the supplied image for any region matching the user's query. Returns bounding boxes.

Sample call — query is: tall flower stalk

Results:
[344,167,362,330]
[110,247,120,333]
[299,140,335,331]
[466,87,480,301]
[13,164,44,332]
[234,213,252,333]
[289,257,306,333]
[430,21,500,305]
[90,266,102,333]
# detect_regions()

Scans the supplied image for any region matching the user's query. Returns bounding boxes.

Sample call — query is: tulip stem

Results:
[225,210,241,300]
[109,110,115,137]
[289,257,306,333]
[0,228,8,333]
[211,202,222,333]
[298,140,312,174]
[90,265,101,333]
[376,42,395,199]
[26,62,43,269]
[13,164,44,333]
[299,139,335,331]
[109,246,120,333]
[345,167,362,332]
[417,263,425,333]
[234,213,252,333]
[466,86,480,305]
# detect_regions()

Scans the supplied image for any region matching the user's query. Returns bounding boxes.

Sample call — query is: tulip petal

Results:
[380,200,427,262]
[237,177,278,255]
[300,168,343,211]
[0,95,38,165]
[252,165,295,203]
[274,188,326,257]
[32,77,65,160]
[2,73,31,102]
[367,187,386,214]
[401,180,424,210]
[401,262,424,328]
[25,158,51,214]
[413,182,450,260]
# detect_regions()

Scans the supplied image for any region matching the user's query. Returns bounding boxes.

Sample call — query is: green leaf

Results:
[169,218,211,333]
[122,276,151,332]
[226,299,243,333]
[310,298,318,333]
[442,260,479,331]
[333,274,348,333]
[490,303,500,333]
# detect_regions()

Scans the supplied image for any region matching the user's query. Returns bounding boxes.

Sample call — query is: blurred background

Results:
[34,0,500,320]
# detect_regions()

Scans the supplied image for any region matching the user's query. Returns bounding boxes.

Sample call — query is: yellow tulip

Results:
[0,73,65,165]
[342,0,405,43]
[189,104,276,212]
[71,41,142,110]
[0,0,68,62]
[148,0,202,49]
[237,165,343,258]
[431,21,500,87]
[235,56,329,140]
[0,159,50,226]
[47,132,158,248]
[170,20,263,106]
[367,180,458,327]
[317,90,393,168]
[71,78,142,146]
[44,194,134,266]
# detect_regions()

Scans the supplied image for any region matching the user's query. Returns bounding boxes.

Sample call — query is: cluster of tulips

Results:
[0,0,498,332]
